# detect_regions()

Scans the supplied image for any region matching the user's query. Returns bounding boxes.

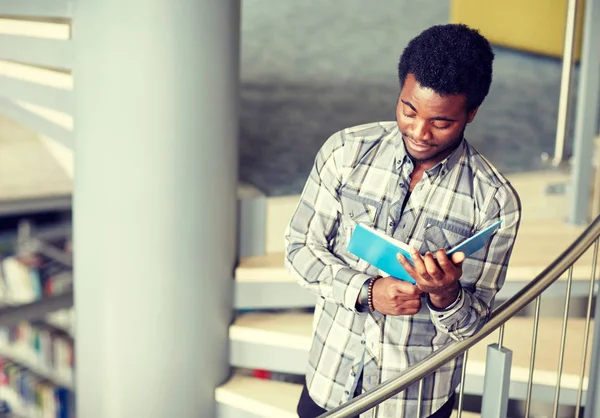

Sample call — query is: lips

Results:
[407,137,434,152]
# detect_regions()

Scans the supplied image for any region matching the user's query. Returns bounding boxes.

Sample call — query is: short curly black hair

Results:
[398,24,494,112]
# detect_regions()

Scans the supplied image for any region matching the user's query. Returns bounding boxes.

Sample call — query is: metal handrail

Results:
[320,215,600,417]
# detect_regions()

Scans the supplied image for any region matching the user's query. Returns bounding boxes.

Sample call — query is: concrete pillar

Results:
[72,1,240,417]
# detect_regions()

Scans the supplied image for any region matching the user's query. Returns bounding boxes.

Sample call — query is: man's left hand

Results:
[397,249,465,309]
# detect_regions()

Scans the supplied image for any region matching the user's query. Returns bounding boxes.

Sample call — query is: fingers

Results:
[436,250,463,276]
[399,299,421,315]
[451,251,466,265]
[396,298,421,315]
[396,253,416,276]
[396,248,462,296]
[404,298,421,310]
[384,295,421,316]
[408,248,430,279]
[389,277,422,296]
[423,252,443,280]
[374,276,423,315]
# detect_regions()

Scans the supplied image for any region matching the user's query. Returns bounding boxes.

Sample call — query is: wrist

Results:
[356,278,371,312]
[356,276,381,312]
[367,276,381,312]
[428,282,460,310]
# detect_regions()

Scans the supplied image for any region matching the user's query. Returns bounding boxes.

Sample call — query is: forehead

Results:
[400,74,466,114]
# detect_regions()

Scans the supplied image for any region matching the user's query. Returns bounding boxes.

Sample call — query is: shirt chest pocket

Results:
[338,191,381,256]
[420,218,473,254]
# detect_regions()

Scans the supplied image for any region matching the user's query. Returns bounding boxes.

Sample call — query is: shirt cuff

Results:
[335,268,372,313]
[428,282,470,330]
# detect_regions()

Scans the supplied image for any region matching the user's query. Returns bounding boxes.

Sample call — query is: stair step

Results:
[234,254,315,309]
[236,253,290,283]
[215,373,482,417]
[229,312,592,403]
[230,312,311,350]
[230,312,311,374]
[216,374,301,418]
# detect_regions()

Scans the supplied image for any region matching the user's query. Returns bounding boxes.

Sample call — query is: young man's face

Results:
[396,73,478,164]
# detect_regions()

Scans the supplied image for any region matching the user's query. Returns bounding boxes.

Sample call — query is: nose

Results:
[409,119,432,142]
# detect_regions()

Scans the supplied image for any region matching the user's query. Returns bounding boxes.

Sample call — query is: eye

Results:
[402,112,416,119]
[432,123,451,130]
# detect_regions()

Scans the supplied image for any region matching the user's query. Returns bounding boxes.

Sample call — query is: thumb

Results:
[451,251,465,265]
[392,279,422,296]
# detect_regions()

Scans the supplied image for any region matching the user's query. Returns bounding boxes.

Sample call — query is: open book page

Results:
[346,220,503,283]
[360,224,413,256]
[346,223,417,283]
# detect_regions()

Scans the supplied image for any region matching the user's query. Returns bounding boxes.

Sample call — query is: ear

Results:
[466,107,479,123]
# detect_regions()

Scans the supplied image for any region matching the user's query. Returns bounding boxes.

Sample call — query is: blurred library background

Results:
[0,0,599,418]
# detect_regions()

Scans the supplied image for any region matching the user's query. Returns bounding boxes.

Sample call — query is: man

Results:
[284,23,521,418]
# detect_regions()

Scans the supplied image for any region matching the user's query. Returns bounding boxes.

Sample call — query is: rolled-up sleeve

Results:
[284,131,372,312]
[428,184,521,339]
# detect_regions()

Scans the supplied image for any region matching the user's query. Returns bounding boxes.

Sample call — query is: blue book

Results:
[346,220,503,284]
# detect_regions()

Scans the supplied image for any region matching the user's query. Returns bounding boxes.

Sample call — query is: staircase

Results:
[216,173,595,417]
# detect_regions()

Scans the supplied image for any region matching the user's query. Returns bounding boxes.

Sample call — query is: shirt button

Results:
[351,372,356,377]
[361,340,366,345]
[389,221,394,228]
[349,211,354,218]
[345,391,350,395]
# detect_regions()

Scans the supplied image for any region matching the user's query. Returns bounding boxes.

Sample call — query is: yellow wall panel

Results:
[450,0,585,60]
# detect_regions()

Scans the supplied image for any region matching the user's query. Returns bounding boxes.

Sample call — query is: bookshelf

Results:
[0,218,74,417]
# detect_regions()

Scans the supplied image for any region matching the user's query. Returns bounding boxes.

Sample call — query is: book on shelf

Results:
[0,357,72,418]
[0,321,74,387]
[346,220,503,284]
[0,226,75,416]
[0,242,72,305]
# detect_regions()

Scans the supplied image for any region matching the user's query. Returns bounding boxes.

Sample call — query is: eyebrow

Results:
[400,99,458,123]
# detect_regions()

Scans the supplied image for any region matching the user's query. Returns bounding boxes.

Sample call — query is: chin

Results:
[406,147,437,162]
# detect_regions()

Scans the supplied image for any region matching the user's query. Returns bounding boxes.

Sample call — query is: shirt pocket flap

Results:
[339,189,380,226]
[421,218,472,253]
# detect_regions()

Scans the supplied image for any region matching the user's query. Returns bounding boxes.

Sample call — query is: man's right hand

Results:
[372,276,423,315]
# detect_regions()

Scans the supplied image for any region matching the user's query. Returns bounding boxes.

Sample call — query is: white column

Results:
[569,0,600,224]
[72,1,240,417]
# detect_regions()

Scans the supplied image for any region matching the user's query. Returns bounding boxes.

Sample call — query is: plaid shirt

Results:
[284,121,521,417]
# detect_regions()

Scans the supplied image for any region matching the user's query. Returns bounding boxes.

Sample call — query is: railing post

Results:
[584,279,600,418]
[480,343,513,418]
[551,0,580,167]
[568,0,600,224]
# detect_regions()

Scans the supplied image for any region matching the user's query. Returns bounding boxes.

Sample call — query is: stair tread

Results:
[217,374,483,417]
[236,253,291,282]
[230,312,312,350]
[216,374,301,418]
[231,312,592,388]
[216,373,483,417]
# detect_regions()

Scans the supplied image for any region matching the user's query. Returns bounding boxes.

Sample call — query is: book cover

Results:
[346,220,502,284]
